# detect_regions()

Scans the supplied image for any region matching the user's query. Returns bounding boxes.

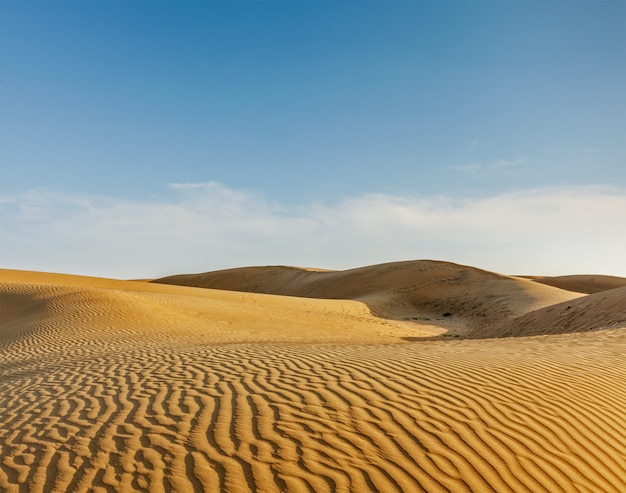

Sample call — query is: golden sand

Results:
[1,261,625,492]
[524,274,626,294]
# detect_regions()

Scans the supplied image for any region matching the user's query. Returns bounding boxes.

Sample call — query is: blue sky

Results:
[1,1,625,278]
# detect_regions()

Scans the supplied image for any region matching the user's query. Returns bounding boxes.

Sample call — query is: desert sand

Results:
[522,274,626,294]
[1,260,625,492]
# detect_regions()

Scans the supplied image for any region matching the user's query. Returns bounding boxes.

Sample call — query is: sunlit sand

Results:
[1,260,625,492]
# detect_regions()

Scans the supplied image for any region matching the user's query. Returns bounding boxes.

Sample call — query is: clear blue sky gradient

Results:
[2,0,624,203]
[1,1,625,277]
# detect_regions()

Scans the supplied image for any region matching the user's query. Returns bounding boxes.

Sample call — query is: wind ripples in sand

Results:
[1,332,625,493]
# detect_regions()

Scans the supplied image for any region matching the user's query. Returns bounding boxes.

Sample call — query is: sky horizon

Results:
[2,1,625,278]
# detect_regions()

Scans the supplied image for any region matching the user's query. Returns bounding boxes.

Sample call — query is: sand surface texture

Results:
[525,274,626,294]
[1,261,625,492]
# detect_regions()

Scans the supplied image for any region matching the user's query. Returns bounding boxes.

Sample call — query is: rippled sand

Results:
[1,262,625,492]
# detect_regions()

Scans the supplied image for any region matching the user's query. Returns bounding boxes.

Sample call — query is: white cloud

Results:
[1,184,625,278]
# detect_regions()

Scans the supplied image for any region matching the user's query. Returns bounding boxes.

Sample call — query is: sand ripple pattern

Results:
[1,329,625,493]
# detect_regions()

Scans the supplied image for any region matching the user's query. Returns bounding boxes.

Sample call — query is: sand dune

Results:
[154,260,583,337]
[526,274,626,294]
[492,286,626,338]
[1,262,625,492]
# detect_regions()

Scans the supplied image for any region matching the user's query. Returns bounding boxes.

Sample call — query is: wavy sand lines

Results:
[1,266,625,492]
[2,330,626,492]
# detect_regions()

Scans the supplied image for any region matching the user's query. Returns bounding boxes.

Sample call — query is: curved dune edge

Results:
[153,260,587,337]
[526,274,626,294]
[1,264,626,492]
[491,286,626,338]
[0,272,442,352]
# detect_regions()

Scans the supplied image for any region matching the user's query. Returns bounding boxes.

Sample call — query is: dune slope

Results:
[490,286,626,338]
[1,267,625,492]
[528,274,626,294]
[0,269,433,350]
[154,260,583,337]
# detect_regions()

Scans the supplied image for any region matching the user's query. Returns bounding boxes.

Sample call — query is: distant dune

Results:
[526,274,626,294]
[154,260,584,338]
[492,285,626,338]
[1,261,625,492]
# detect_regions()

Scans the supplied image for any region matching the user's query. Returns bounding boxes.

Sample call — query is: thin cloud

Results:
[1,184,625,278]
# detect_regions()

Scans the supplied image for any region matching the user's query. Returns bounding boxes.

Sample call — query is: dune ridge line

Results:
[1,260,625,492]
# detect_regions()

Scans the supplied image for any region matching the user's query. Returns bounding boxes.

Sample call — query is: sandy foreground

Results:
[1,260,625,492]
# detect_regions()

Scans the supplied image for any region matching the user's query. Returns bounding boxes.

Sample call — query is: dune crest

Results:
[491,286,626,338]
[1,262,625,492]
[154,260,584,337]
[526,274,626,294]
